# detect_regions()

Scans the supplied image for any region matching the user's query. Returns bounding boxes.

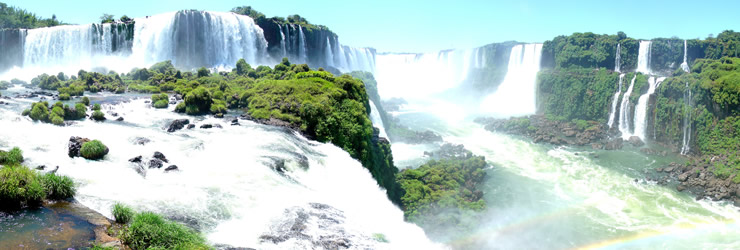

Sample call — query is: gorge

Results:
[2,3,740,250]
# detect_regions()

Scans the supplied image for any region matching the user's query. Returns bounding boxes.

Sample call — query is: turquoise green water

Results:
[0,204,96,249]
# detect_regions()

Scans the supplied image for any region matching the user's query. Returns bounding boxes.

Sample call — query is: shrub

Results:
[196,67,210,78]
[93,103,101,111]
[0,147,24,166]
[80,140,108,160]
[59,93,71,100]
[113,203,134,224]
[39,173,76,200]
[22,109,30,116]
[81,96,90,106]
[174,102,186,113]
[92,110,106,121]
[183,87,212,115]
[51,114,65,126]
[124,212,208,249]
[153,99,169,109]
[29,102,50,122]
[0,165,45,208]
[74,103,87,119]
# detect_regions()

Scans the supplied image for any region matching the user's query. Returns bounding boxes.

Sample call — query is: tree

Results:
[100,14,114,24]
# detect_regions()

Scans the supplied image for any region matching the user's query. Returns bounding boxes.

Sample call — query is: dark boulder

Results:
[200,124,213,129]
[116,117,124,121]
[153,151,168,163]
[129,156,143,163]
[231,119,240,126]
[68,136,90,158]
[214,124,223,129]
[149,159,164,169]
[604,138,623,150]
[628,136,644,147]
[187,124,195,129]
[164,165,178,172]
[167,119,190,132]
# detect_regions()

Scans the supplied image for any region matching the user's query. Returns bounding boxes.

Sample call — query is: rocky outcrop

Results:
[628,136,644,147]
[68,136,90,157]
[474,115,608,147]
[654,155,740,206]
[166,119,190,132]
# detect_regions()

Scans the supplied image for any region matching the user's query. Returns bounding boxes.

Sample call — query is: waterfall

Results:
[278,24,287,58]
[298,25,307,63]
[614,43,621,73]
[375,48,484,100]
[636,41,651,74]
[618,75,637,139]
[369,100,389,140]
[479,43,543,117]
[633,77,666,141]
[325,37,334,68]
[680,82,693,155]
[680,40,690,73]
[131,10,268,70]
[607,74,626,128]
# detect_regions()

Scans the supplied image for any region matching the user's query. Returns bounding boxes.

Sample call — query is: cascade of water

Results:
[325,37,334,68]
[633,77,666,141]
[298,25,307,63]
[279,24,287,58]
[681,82,693,155]
[636,41,652,74]
[680,40,690,72]
[607,74,626,128]
[478,43,543,117]
[615,43,622,73]
[369,100,389,140]
[618,75,637,139]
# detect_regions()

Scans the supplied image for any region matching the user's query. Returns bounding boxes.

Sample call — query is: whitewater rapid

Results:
[0,89,442,249]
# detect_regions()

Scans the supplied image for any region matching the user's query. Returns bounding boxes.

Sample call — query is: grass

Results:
[0,165,45,209]
[0,147,24,166]
[39,173,76,200]
[80,140,108,160]
[123,212,209,249]
[113,203,134,224]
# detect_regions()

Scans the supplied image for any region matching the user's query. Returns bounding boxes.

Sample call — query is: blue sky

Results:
[4,0,739,53]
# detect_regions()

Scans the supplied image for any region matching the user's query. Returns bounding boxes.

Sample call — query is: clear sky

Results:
[4,0,739,53]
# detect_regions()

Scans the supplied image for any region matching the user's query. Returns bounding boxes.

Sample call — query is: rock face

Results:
[474,115,608,147]
[68,136,90,157]
[167,119,190,132]
[655,156,740,206]
[153,152,168,163]
[628,136,644,147]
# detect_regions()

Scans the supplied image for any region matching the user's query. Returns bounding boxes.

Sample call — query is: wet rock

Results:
[128,156,142,163]
[167,119,190,132]
[148,159,164,169]
[214,113,224,118]
[200,124,213,129]
[628,136,644,147]
[68,136,90,158]
[116,117,124,121]
[231,119,240,126]
[133,137,151,145]
[677,184,686,192]
[591,143,603,150]
[678,172,689,182]
[164,165,178,172]
[153,151,168,163]
[214,124,223,129]
[36,165,46,170]
[187,124,195,129]
[108,112,118,117]
[604,138,623,150]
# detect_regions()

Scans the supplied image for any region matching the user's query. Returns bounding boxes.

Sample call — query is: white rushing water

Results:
[636,41,651,74]
[615,43,622,73]
[618,75,637,139]
[1,11,270,80]
[680,40,690,73]
[369,100,389,140]
[479,43,543,117]
[681,82,693,155]
[0,93,441,249]
[607,74,626,128]
[633,77,666,141]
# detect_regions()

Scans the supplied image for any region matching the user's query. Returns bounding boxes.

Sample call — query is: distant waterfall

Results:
[131,10,268,70]
[374,49,476,99]
[633,77,666,141]
[636,41,651,74]
[680,40,690,73]
[680,82,693,155]
[369,100,389,140]
[298,26,307,63]
[479,43,543,117]
[323,36,375,73]
[607,74,625,128]
[618,75,637,139]
[614,43,621,73]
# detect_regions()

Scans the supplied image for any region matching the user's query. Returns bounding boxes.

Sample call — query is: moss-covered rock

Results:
[79,140,109,160]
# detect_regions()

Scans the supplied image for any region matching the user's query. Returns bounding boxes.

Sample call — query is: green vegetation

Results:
[24,100,87,125]
[113,203,134,224]
[0,2,63,29]
[123,212,209,249]
[39,173,76,200]
[542,32,636,70]
[152,93,169,108]
[396,154,487,238]
[80,140,108,160]
[537,68,626,121]
[0,147,24,166]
